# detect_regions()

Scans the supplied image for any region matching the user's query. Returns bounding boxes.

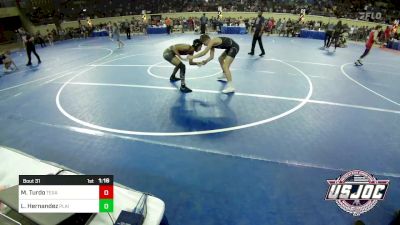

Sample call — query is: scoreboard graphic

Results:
[18,175,113,213]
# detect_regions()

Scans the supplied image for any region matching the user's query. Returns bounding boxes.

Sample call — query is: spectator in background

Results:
[378,28,385,42]
[1,50,18,73]
[384,26,391,43]
[331,21,345,52]
[286,18,295,37]
[143,18,148,35]
[200,13,208,34]
[349,25,355,39]
[393,30,399,40]
[36,31,46,48]
[266,18,274,35]
[16,28,27,49]
[324,22,335,48]
[125,19,131,39]
[391,22,398,38]
[182,17,188,31]
[188,17,194,31]
[107,21,113,39]
[129,22,134,37]
[355,25,382,66]
[244,18,250,32]
[315,21,321,30]
[58,29,65,40]
[113,22,125,48]
[25,33,41,66]
[276,18,282,33]
[249,11,265,57]
[279,18,287,36]
[165,17,173,35]
[210,17,216,31]
[47,29,54,45]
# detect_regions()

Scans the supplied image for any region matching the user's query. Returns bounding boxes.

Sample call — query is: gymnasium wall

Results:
[0,7,19,18]
[0,7,21,44]
[0,16,22,43]
[30,12,386,34]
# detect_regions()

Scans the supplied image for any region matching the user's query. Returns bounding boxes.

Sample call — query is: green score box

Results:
[99,199,114,212]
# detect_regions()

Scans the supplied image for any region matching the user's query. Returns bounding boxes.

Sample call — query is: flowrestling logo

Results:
[359,12,382,21]
[359,6,382,21]
[325,170,389,216]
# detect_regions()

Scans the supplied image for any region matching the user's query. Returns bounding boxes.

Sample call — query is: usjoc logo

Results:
[325,170,389,216]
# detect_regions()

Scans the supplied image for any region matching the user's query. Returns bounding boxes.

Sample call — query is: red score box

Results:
[99,185,114,199]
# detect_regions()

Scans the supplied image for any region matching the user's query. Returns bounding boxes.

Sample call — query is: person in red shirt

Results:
[188,17,194,31]
[355,25,381,66]
[382,25,392,47]
[267,19,274,35]
[385,26,391,40]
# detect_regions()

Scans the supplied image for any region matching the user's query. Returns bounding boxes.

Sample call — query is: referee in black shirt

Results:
[249,11,265,56]
[25,33,41,66]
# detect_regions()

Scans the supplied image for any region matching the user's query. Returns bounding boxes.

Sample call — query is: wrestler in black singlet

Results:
[162,40,203,93]
[163,46,194,62]
[213,37,240,58]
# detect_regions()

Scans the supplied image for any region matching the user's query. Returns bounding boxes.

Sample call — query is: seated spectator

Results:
[286,19,294,37]
[1,51,18,73]
[36,31,46,48]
